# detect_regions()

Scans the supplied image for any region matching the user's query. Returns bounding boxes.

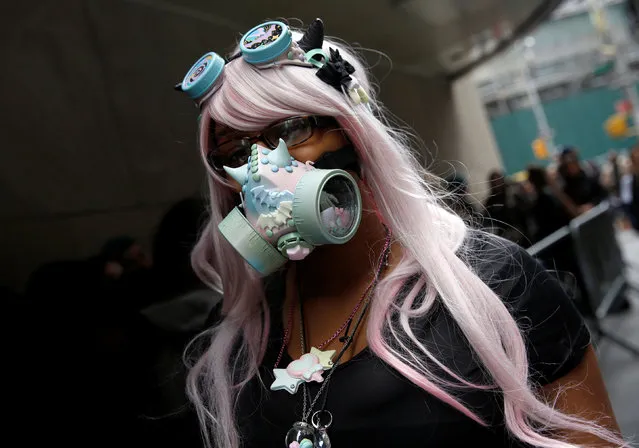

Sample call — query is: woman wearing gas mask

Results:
[176,20,623,448]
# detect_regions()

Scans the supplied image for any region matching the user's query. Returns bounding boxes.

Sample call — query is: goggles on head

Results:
[175,19,370,108]
[175,20,328,107]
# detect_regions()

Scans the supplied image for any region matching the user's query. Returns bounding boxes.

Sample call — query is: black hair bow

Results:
[316,48,355,92]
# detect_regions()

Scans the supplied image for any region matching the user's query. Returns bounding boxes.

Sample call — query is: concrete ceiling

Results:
[0,0,562,225]
[121,0,562,77]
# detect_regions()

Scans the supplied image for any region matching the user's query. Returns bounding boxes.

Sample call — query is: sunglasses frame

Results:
[206,115,338,173]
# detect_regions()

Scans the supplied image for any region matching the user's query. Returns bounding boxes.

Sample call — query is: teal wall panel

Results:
[490,85,638,175]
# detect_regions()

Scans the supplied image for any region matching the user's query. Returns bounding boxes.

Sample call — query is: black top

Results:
[562,171,607,206]
[234,238,590,447]
[629,175,639,229]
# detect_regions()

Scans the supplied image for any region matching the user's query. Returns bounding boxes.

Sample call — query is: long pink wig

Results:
[186,32,623,448]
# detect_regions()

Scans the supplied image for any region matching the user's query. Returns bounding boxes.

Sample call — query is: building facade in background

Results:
[475,0,639,175]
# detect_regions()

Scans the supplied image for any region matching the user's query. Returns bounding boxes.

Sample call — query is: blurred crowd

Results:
[1,197,218,448]
[446,144,639,246]
[444,144,639,318]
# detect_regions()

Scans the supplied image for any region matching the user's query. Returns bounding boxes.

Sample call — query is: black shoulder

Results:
[466,232,591,385]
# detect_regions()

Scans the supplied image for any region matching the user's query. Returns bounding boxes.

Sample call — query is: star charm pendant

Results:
[270,369,303,394]
[310,347,336,370]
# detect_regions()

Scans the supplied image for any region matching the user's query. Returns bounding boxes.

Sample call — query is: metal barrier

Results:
[527,201,639,356]
[569,202,627,319]
[527,226,571,259]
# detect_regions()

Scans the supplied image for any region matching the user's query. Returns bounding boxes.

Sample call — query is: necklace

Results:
[277,227,392,448]
[272,271,379,370]
[270,228,392,393]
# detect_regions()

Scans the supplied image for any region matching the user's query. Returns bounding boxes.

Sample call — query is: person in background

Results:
[557,146,607,212]
[526,165,599,318]
[132,197,221,448]
[25,235,151,309]
[483,170,530,243]
[150,197,209,297]
[22,235,152,448]
[621,144,639,230]
[607,151,622,198]
[91,236,156,322]
[100,236,152,280]
[627,0,638,40]
[442,174,479,223]
[527,166,573,242]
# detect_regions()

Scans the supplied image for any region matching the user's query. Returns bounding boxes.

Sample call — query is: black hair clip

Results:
[316,48,355,92]
[316,48,369,104]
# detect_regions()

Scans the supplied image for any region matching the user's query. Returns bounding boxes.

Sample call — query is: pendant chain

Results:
[298,227,392,423]
[274,255,380,369]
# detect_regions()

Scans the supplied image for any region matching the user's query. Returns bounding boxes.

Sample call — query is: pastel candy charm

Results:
[271,369,303,394]
[285,422,316,447]
[310,347,335,370]
[286,353,324,383]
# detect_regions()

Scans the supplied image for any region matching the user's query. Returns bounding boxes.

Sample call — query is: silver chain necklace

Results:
[285,230,392,448]
[285,286,372,448]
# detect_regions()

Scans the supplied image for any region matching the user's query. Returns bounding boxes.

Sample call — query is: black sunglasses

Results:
[206,116,337,173]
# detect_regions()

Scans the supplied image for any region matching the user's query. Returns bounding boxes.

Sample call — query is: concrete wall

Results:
[1,0,209,291]
[381,72,458,165]
[450,72,504,198]
[381,69,503,200]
